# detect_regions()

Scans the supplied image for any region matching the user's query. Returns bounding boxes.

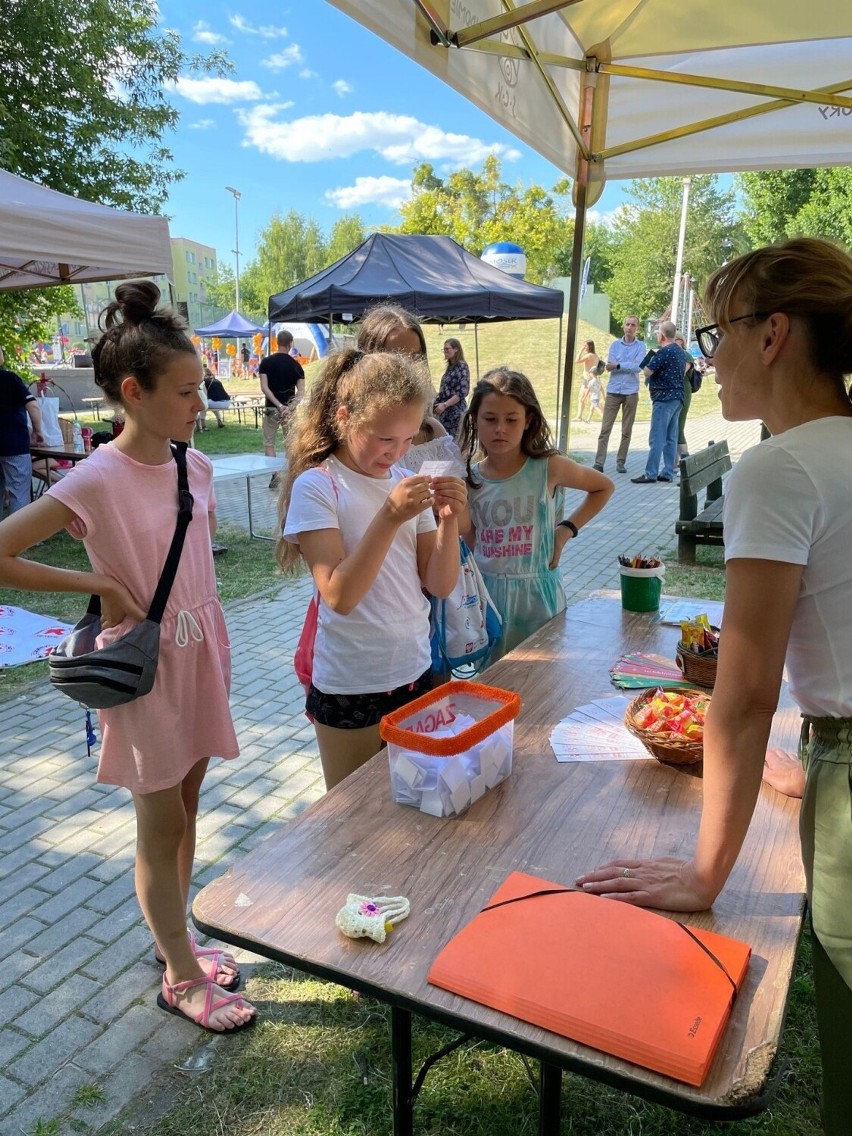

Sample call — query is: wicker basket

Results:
[624,688,708,765]
[675,642,718,689]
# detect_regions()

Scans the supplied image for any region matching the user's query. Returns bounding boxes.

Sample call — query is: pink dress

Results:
[48,445,239,793]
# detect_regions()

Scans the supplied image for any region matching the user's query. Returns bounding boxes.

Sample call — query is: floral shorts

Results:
[306,669,432,729]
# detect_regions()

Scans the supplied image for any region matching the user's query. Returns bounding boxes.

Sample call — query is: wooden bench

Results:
[675,439,732,563]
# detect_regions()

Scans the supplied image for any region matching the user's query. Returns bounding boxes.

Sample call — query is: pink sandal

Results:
[153,931,242,991]
[157,974,256,1033]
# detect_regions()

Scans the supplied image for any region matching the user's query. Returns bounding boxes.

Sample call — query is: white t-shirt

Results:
[283,454,436,694]
[723,416,852,717]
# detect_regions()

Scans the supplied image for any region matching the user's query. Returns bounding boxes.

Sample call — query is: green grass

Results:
[102,926,821,1136]
[663,544,726,602]
[0,524,282,699]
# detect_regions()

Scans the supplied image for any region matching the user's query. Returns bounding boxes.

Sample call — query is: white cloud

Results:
[325,176,412,210]
[188,118,216,130]
[261,45,304,71]
[299,69,318,80]
[236,107,522,166]
[332,79,352,98]
[171,76,263,105]
[229,14,287,38]
[192,20,225,45]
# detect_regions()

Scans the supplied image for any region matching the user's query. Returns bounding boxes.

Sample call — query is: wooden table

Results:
[193,594,805,1134]
[30,442,88,486]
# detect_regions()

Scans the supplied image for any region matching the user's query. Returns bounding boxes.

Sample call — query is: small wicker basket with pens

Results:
[624,687,709,766]
[675,615,719,689]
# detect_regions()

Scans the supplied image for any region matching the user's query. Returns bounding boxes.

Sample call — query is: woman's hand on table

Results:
[575,856,719,912]
[762,748,805,799]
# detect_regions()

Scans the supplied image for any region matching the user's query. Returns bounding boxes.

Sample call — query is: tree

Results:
[0,289,78,367]
[326,215,368,266]
[603,177,742,325]
[737,170,818,246]
[0,0,228,354]
[738,168,852,248]
[0,0,229,212]
[396,157,571,283]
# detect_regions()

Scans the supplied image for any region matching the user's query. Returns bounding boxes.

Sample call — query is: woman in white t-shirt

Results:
[578,237,852,1134]
[278,348,467,790]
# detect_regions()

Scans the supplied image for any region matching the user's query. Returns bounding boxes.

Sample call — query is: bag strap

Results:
[87,442,195,625]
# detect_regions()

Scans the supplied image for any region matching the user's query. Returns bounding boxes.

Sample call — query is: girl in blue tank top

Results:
[459,367,614,660]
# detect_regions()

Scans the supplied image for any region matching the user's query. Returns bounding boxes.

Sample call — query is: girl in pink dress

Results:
[0,282,255,1034]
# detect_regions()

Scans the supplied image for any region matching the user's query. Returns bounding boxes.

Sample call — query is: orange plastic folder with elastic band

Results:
[427,871,752,1086]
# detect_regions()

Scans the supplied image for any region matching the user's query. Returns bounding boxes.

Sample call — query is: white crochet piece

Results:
[335,893,411,943]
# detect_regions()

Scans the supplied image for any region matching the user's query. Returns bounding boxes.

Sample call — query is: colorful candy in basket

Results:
[680,615,719,656]
[632,689,709,743]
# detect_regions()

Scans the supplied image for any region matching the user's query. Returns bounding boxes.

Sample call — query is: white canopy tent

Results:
[328,0,852,444]
[0,169,172,293]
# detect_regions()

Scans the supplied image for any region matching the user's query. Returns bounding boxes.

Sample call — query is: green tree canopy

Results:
[396,156,571,283]
[738,168,852,248]
[0,0,228,354]
[603,176,742,325]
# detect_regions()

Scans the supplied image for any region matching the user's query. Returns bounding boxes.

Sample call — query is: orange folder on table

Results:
[427,871,751,1086]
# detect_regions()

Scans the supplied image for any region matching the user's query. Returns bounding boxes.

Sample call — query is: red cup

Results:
[81,427,93,453]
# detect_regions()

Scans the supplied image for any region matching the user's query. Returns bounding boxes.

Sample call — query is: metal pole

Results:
[474,323,480,380]
[686,279,695,344]
[558,177,589,452]
[671,177,691,332]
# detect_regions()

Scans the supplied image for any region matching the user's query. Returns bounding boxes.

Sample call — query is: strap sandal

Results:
[156,974,256,1033]
[153,932,242,991]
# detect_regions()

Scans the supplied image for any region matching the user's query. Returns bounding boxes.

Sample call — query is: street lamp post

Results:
[225,186,241,312]
[671,176,691,333]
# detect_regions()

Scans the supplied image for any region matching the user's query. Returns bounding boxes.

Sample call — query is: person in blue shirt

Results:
[593,315,646,474]
[631,320,686,484]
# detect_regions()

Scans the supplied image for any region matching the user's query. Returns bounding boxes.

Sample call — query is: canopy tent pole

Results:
[554,313,564,441]
[557,178,589,452]
[474,323,480,380]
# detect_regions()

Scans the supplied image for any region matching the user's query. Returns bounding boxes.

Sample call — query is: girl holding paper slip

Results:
[578,237,852,1135]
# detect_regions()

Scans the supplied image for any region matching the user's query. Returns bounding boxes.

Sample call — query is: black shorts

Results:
[306,669,432,730]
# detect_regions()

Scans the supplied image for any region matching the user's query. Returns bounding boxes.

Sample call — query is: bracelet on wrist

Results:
[558,519,579,538]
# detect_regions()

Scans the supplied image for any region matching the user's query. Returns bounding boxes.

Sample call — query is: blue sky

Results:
[158,1,630,271]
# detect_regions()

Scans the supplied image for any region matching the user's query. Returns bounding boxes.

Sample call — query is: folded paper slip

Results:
[427,871,751,1086]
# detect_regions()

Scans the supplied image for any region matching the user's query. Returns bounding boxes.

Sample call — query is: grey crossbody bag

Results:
[48,443,194,708]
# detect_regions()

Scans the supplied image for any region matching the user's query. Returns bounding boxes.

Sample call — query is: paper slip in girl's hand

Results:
[418,460,456,477]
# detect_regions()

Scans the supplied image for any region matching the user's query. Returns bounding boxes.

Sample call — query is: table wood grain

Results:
[193,593,804,1114]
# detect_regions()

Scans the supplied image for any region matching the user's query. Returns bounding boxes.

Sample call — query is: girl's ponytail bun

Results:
[102,280,162,331]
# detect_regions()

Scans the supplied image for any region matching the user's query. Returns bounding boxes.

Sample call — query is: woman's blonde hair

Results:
[457,366,558,485]
[357,304,427,356]
[704,236,852,378]
[275,349,433,573]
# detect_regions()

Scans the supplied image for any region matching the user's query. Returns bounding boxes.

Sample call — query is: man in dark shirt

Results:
[631,320,686,484]
[257,331,305,458]
[0,346,43,515]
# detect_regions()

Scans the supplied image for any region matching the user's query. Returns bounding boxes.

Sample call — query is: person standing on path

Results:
[674,334,698,463]
[631,320,686,483]
[0,345,43,515]
[258,331,305,459]
[593,315,645,474]
[0,282,255,1033]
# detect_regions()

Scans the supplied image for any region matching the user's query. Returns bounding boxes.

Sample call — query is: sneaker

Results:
[616,464,627,474]
[592,463,604,472]
[631,475,657,484]
[268,474,281,490]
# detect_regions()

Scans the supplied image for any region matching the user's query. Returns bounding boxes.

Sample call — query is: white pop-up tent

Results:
[328,0,852,443]
[0,169,172,292]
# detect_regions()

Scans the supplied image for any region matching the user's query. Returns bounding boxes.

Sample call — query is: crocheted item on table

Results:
[335,893,411,943]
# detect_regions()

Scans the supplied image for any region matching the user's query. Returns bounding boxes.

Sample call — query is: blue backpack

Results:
[430,539,503,676]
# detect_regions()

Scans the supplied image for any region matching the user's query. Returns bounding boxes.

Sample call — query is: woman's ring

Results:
[622,867,632,879]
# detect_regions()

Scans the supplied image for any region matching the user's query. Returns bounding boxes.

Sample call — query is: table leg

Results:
[391,1006,414,1136]
[245,474,275,542]
[538,1062,562,1136]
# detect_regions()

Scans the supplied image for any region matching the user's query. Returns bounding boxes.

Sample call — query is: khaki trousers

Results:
[594,392,638,469]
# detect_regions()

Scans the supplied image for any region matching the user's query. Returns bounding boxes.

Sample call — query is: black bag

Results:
[687,364,703,393]
[48,444,194,708]
[594,358,606,376]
